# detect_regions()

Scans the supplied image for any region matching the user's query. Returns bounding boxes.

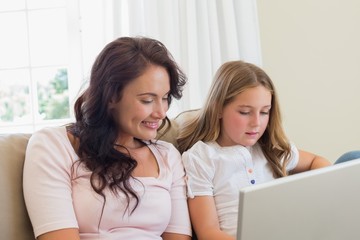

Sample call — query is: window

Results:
[0,0,262,134]
[0,0,82,133]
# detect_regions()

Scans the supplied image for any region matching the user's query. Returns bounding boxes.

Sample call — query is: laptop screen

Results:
[237,158,360,240]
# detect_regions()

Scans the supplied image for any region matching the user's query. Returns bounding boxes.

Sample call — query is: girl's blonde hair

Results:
[177,60,292,177]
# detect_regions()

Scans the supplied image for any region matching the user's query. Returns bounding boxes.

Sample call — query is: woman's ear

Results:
[108,101,115,109]
[108,96,119,109]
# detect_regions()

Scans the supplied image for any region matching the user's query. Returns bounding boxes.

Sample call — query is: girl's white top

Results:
[182,141,298,237]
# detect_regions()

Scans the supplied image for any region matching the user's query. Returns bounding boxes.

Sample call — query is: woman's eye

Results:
[141,99,153,104]
[261,111,270,115]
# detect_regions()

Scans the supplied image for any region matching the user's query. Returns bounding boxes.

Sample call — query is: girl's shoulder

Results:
[184,141,221,158]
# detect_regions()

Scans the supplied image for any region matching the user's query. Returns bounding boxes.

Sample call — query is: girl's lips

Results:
[246,132,258,136]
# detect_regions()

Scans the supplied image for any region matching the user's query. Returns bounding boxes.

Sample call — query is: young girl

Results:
[177,60,331,240]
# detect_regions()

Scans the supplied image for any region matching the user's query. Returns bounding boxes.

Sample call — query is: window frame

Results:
[0,0,83,134]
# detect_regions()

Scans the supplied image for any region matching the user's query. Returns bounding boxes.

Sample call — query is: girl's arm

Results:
[188,196,235,240]
[292,149,331,173]
[37,228,80,240]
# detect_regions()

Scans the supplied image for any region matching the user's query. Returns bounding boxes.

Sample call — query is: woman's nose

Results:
[153,102,167,119]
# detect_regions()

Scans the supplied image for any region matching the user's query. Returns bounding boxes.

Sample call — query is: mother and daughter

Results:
[23,36,358,240]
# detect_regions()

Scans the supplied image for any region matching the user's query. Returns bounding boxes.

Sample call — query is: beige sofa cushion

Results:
[0,110,198,240]
[158,109,199,148]
[0,133,35,240]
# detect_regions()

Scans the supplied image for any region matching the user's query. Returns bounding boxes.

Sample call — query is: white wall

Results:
[257,0,360,162]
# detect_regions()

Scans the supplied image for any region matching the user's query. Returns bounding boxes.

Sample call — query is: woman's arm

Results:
[37,228,80,240]
[292,149,331,173]
[160,144,192,239]
[188,196,235,240]
[162,232,191,240]
[23,128,80,239]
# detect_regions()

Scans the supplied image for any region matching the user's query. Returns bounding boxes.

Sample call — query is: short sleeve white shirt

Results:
[182,141,299,237]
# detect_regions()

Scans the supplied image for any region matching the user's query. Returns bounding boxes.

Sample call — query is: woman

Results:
[23,37,191,240]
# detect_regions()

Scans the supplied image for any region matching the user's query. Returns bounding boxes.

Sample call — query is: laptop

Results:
[237,158,360,240]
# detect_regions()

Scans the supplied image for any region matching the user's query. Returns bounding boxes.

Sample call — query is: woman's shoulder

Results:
[149,139,181,157]
[30,126,68,143]
[28,126,76,156]
[154,139,174,147]
[25,126,78,169]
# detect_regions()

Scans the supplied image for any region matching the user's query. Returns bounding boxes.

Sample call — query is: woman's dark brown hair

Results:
[67,37,186,214]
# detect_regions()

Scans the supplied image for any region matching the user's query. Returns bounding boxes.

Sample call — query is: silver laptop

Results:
[237,158,360,240]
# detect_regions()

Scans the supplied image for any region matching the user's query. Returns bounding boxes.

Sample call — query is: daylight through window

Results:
[0,0,78,133]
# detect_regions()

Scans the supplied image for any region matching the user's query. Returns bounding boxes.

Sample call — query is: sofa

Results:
[0,110,199,240]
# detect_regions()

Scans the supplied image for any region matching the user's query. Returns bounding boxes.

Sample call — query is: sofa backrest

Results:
[0,109,199,240]
[158,109,199,148]
[0,133,34,240]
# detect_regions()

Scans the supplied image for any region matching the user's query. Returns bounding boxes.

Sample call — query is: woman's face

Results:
[109,64,170,145]
[217,85,272,147]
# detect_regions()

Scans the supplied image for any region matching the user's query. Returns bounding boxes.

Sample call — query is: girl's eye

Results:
[239,111,250,115]
[261,111,270,115]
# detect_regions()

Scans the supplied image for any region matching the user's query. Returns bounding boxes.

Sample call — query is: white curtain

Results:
[83,0,262,117]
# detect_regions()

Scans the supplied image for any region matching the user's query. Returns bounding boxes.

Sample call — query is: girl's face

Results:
[109,64,170,146]
[217,85,272,147]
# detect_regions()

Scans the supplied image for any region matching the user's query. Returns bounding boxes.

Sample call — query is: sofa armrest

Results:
[0,133,35,240]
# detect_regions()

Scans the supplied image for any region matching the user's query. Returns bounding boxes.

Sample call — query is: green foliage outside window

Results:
[38,68,69,120]
[0,68,69,123]
[0,83,30,122]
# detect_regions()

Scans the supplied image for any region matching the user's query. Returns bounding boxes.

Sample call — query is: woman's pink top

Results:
[23,127,191,239]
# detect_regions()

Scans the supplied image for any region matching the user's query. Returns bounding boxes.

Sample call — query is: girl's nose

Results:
[250,113,260,126]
